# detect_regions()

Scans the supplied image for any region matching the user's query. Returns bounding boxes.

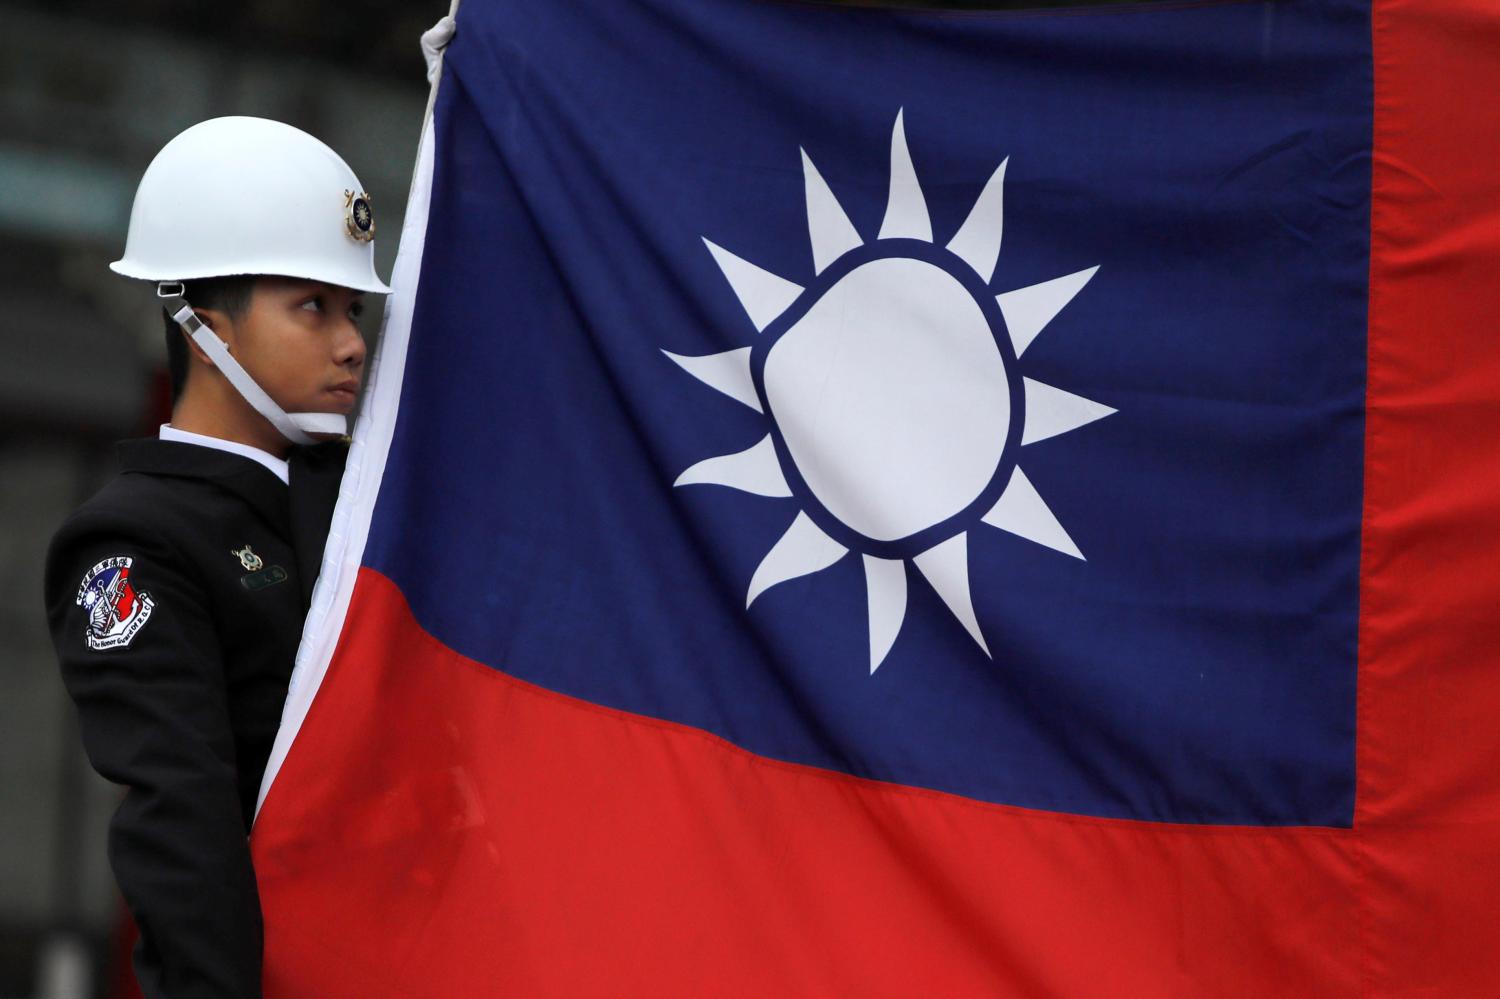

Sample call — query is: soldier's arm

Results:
[45,511,263,999]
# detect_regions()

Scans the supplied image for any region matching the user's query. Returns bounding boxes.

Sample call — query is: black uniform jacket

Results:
[44,438,346,999]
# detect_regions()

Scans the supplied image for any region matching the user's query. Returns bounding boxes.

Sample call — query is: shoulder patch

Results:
[75,556,156,651]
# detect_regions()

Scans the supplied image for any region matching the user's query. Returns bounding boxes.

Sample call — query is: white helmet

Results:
[113,116,391,293]
[114,116,392,444]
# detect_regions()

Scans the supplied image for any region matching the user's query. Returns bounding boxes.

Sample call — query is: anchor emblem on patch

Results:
[233,545,264,572]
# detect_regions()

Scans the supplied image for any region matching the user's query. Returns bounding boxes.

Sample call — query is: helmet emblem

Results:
[233,545,265,572]
[344,190,376,243]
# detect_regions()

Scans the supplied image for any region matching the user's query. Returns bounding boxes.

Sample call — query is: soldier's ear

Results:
[187,308,236,365]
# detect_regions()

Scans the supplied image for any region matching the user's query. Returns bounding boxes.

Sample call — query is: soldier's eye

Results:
[300,297,323,313]
[349,301,364,320]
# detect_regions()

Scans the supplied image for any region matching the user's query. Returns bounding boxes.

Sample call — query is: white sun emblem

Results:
[665,110,1116,673]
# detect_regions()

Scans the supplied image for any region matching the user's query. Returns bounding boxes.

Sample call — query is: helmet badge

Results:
[344,189,376,243]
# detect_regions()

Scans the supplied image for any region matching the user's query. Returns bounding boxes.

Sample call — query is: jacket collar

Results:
[117,438,291,533]
[116,438,349,602]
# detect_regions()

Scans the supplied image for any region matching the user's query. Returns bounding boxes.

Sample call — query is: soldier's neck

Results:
[171,376,293,460]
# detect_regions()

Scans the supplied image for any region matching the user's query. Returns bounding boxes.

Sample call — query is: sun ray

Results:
[1022,377,1117,445]
[662,347,762,412]
[801,149,864,275]
[746,512,848,609]
[675,435,791,497]
[862,555,908,673]
[668,114,1112,674]
[912,533,991,657]
[981,467,1084,560]
[946,157,1008,283]
[997,265,1100,357]
[877,109,933,243]
[702,238,804,332]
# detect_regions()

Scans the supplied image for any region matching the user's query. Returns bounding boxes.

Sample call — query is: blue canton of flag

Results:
[372,0,1371,826]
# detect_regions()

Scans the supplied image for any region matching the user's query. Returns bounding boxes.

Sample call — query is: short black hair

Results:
[162,275,258,401]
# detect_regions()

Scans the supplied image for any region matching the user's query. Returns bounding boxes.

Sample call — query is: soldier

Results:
[43,116,391,998]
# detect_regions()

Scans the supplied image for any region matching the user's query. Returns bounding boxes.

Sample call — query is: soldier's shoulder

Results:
[44,477,167,633]
[44,471,203,593]
[53,471,188,545]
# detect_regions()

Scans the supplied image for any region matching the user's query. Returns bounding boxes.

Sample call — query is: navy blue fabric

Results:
[370,0,1371,825]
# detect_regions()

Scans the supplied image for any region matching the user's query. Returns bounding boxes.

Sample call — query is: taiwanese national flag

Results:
[251,1,1500,994]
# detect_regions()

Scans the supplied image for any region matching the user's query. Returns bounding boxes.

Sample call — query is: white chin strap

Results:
[159,287,347,445]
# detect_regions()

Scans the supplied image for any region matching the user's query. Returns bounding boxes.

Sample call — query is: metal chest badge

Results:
[344,189,375,243]
[76,556,156,650]
[234,544,288,591]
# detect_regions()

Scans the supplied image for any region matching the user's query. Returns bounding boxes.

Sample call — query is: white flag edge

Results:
[254,7,456,818]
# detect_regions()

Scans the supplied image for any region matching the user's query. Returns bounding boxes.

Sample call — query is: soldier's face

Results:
[233,278,368,419]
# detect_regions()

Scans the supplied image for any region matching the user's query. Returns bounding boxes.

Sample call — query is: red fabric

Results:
[1357,0,1500,992]
[252,2,1500,992]
[254,569,1360,997]
[109,906,145,999]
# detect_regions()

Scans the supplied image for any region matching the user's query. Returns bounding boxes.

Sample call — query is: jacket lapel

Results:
[287,442,349,606]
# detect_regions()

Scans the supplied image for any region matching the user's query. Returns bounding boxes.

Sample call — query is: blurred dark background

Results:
[0,2,440,995]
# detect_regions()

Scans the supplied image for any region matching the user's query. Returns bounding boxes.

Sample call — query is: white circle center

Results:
[763,257,1010,542]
